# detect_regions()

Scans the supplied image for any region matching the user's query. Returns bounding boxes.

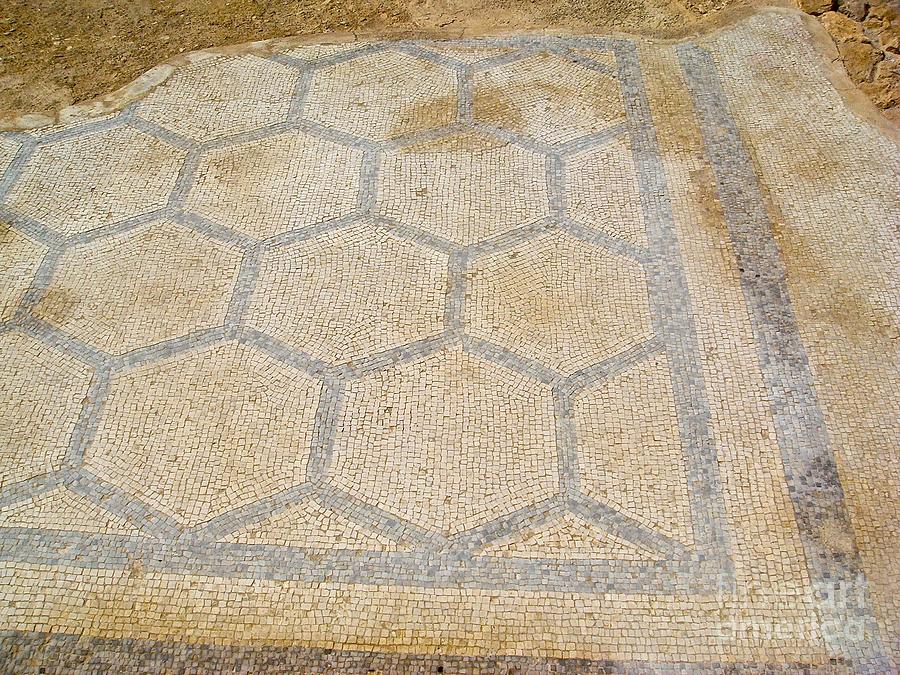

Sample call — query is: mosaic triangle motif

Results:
[221,498,401,551]
[479,512,662,561]
[0,487,143,537]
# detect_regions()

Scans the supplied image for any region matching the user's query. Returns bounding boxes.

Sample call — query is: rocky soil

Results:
[0,0,737,129]
[0,0,898,127]
[798,0,900,121]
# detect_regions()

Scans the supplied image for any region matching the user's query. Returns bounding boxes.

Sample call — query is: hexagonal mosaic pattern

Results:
[85,341,321,527]
[33,220,242,354]
[473,51,625,146]
[0,331,93,489]
[467,231,653,375]
[306,50,458,141]
[187,129,364,240]
[330,347,558,535]
[0,223,45,322]
[0,13,897,671]
[247,221,447,364]
[6,126,185,235]
[135,55,298,142]
[377,131,549,245]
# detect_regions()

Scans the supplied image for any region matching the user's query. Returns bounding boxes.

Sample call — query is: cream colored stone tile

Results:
[571,49,618,70]
[377,131,548,244]
[0,223,45,322]
[566,135,649,247]
[330,347,558,535]
[468,230,653,375]
[222,497,400,551]
[474,52,625,145]
[0,20,888,666]
[85,342,321,527]
[574,353,694,547]
[136,55,298,141]
[306,50,457,141]
[706,13,900,653]
[26,113,122,139]
[0,331,93,489]
[283,44,369,63]
[0,488,142,536]
[247,221,447,364]
[187,129,363,240]
[7,127,185,236]
[0,563,827,663]
[0,135,19,175]
[424,44,515,63]
[32,220,241,355]
[638,41,810,588]
[480,512,662,561]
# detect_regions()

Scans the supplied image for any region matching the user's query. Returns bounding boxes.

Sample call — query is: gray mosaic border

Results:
[0,33,824,603]
[676,44,889,670]
[614,39,733,572]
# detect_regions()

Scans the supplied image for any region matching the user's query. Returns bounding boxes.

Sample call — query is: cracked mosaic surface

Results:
[0,9,897,672]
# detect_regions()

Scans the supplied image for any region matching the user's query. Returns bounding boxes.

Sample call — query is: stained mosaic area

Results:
[0,8,897,673]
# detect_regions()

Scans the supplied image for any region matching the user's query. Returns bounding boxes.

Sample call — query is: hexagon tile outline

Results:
[0,33,872,643]
[0,36,734,596]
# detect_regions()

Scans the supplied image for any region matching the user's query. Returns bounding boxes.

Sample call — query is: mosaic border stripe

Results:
[676,43,889,669]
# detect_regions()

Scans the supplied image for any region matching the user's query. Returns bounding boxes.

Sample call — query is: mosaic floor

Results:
[0,7,898,673]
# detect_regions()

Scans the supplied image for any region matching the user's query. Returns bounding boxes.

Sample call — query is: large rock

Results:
[821,10,869,41]
[819,10,884,82]
[799,0,835,15]
[881,26,900,52]
[864,2,900,53]
[841,40,884,81]
[860,55,900,107]
[837,0,868,21]
[865,0,898,26]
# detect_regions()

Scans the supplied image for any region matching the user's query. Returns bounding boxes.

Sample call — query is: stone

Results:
[821,10,884,82]
[467,231,653,376]
[0,224,45,322]
[376,131,549,245]
[6,126,185,236]
[473,51,626,146]
[878,24,900,52]
[837,0,869,21]
[187,129,364,240]
[306,50,458,141]
[33,220,242,354]
[838,38,885,81]
[860,55,900,106]
[798,0,834,15]
[864,2,900,53]
[865,0,898,26]
[135,55,299,142]
[821,10,868,42]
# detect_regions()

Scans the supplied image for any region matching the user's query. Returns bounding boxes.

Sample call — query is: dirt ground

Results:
[1,0,744,127]
[1,0,897,128]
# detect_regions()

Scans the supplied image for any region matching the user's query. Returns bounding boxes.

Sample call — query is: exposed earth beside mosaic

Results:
[2,1,899,129]
[0,5,898,673]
